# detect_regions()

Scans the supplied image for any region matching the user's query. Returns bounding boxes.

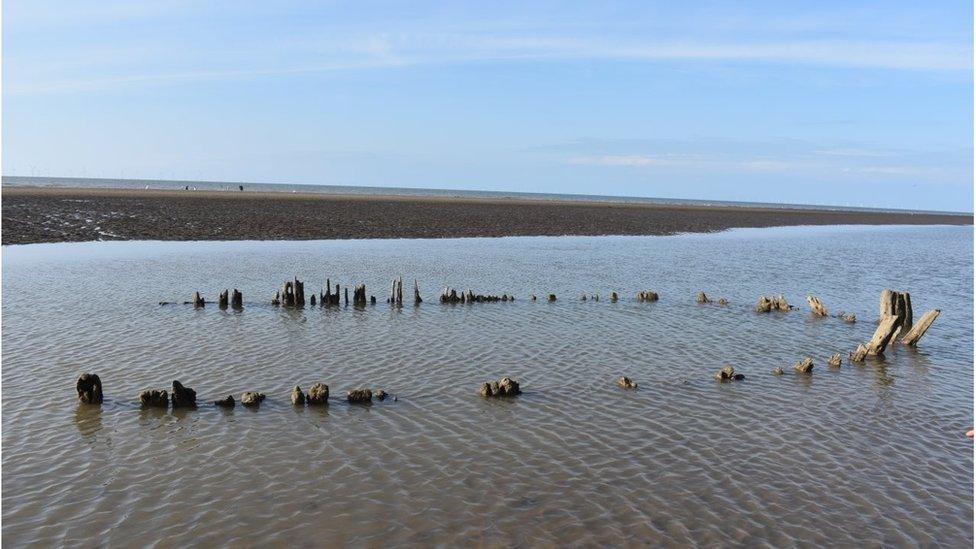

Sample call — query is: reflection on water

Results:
[73,405,102,439]
[2,225,973,546]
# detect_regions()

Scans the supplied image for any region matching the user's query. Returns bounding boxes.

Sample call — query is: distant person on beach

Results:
[239,185,244,191]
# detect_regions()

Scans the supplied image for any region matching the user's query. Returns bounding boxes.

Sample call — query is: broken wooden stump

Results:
[440,287,513,304]
[192,291,205,308]
[617,377,638,389]
[827,354,842,368]
[353,284,368,307]
[717,298,729,306]
[277,278,305,307]
[479,377,521,397]
[866,310,904,356]
[140,389,168,408]
[76,373,103,404]
[806,296,827,316]
[171,381,197,408]
[290,386,306,406]
[637,291,659,302]
[610,292,618,303]
[715,365,744,382]
[414,279,422,305]
[240,392,265,407]
[347,388,373,404]
[755,294,789,313]
[771,367,784,376]
[793,357,814,374]
[901,309,940,346]
[307,383,329,405]
[375,390,390,401]
[310,294,316,306]
[214,395,235,408]
[231,289,243,309]
[218,290,229,309]
[839,312,856,323]
[547,294,557,302]
[388,277,404,307]
[320,279,341,306]
[696,292,710,304]
[849,344,869,362]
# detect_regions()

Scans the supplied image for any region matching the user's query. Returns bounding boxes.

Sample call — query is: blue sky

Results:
[3,1,973,211]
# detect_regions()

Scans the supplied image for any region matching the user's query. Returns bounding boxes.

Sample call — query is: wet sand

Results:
[2,186,971,245]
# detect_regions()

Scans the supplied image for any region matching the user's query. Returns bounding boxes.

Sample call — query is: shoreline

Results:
[2,185,971,245]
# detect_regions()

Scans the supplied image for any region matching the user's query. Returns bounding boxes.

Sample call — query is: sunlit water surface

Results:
[2,225,973,546]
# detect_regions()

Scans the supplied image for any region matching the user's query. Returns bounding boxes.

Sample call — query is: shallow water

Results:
[2,225,973,546]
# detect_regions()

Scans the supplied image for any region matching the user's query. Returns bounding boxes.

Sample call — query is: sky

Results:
[3,1,973,211]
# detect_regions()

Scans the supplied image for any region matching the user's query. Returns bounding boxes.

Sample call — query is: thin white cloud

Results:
[566,151,959,181]
[5,31,971,95]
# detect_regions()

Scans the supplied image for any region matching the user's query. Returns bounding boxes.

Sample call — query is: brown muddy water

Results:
[2,225,973,546]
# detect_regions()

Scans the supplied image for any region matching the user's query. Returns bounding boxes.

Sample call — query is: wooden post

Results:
[281,282,294,307]
[866,314,902,355]
[610,292,618,303]
[192,291,205,308]
[231,289,243,309]
[76,373,103,404]
[696,292,710,304]
[294,278,305,307]
[901,309,940,346]
[218,290,229,309]
[806,296,827,316]
[414,279,422,305]
[344,287,349,306]
[310,294,316,306]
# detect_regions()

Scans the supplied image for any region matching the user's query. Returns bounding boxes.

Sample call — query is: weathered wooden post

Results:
[310,294,316,306]
[901,309,940,346]
[610,292,618,303]
[192,291,205,308]
[855,289,915,359]
[344,287,349,306]
[414,279,422,305]
[696,292,710,304]
[76,373,103,404]
[231,289,243,309]
[171,380,197,408]
[281,281,294,307]
[218,290,229,309]
[294,278,305,307]
[806,296,827,316]
[637,291,659,302]
[548,294,557,302]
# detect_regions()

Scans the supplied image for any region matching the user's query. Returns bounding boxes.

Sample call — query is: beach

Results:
[2,186,971,245]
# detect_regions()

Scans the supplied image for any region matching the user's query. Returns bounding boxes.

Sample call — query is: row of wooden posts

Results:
[177,280,942,364]
[179,280,942,355]
[80,288,943,407]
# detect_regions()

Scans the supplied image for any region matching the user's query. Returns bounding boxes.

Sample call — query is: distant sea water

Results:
[3,175,967,216]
